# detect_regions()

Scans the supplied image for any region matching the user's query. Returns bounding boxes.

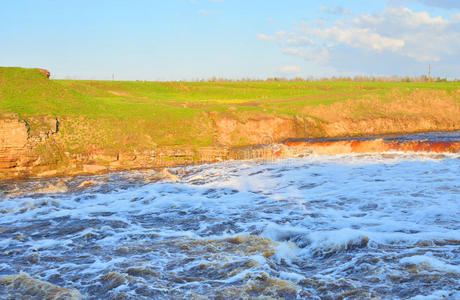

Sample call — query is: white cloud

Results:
[350,7,454,62]
[257,34,274,41]
[392,0,460,9]
[286,36,314,46]
[306,25,404,52]
[262,6,460,67]
[198,9,209,16]
[279,65,301,74]
[319,5,353,16]
[282,47,330,62]
[416,0,460,8]
[356,7,448,28]
[282,48,303,56]
[257,30,286,41]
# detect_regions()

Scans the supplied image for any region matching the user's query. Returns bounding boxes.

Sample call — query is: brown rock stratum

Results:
[0,110,459,180]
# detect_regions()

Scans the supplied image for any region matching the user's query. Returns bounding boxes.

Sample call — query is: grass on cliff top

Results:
[1,67,459,149]
[2,67,459,118]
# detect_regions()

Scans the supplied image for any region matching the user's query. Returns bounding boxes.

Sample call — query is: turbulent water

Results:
[1,138,460,299]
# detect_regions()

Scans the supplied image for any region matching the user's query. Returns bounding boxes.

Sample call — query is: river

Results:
[0,132,459,299]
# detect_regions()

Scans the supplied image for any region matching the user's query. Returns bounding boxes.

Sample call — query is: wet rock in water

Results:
[127,267,159,278]
[0,272,81,299]
[100,272,127,290]
[35,181,68,194]
[157,168,179,182]
[77,180,97,188]
[216,272,299,299]
[116,246,129,254]
[14,233,24,241]
[26,253,39,264]
[3,180,68,197]
[143,168,179,183]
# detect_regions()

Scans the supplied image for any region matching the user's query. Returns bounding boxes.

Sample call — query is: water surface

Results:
[0,143,459,299]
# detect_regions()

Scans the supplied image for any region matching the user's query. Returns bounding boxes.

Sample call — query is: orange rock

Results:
[0,119,28,149]
[78,180,97,188]
[83,164,107,174]
[37,68,50,79]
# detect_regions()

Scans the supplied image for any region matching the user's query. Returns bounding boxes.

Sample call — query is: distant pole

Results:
[428,64,431,82]
[112,73,114,81]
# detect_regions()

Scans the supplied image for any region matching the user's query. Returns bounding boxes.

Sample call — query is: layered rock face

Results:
[0,114,459,180]
[0,118,36,172]
[0,118,28,149]
[0,116,233,180]
[0,116,60,179]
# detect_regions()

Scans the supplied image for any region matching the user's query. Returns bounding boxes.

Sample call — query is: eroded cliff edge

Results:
[1,111,458,180]
[1,67,459,180]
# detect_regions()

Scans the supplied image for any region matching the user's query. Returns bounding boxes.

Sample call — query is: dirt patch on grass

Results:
[107,90,132,97]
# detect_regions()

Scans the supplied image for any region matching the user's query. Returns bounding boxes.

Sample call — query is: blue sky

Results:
[1,0,460,80]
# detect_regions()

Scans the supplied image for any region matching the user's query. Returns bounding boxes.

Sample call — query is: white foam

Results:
[273,242,300,264]
[400,255,460,273]
[279,271,304,283]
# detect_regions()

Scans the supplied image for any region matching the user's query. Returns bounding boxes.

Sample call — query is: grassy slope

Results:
[1,67,459,151]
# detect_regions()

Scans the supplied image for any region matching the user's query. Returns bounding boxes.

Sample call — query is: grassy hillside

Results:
[2,67,459,117]
[1,67,459,151]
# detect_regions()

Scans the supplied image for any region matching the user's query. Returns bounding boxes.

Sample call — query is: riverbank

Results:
[1,67,459,180]
[1,127,459,181]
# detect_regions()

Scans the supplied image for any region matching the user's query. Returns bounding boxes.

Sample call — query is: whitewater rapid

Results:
[0,151,459,299]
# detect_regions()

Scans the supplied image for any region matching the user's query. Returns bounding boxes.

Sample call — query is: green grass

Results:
[2,67,459,119]
[1,67,459,150]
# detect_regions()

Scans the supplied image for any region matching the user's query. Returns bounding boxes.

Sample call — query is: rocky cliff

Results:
[0,117,35,173]
[1,113,459,180]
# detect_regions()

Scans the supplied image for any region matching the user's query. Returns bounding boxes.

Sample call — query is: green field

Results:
[1,67,459,151]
